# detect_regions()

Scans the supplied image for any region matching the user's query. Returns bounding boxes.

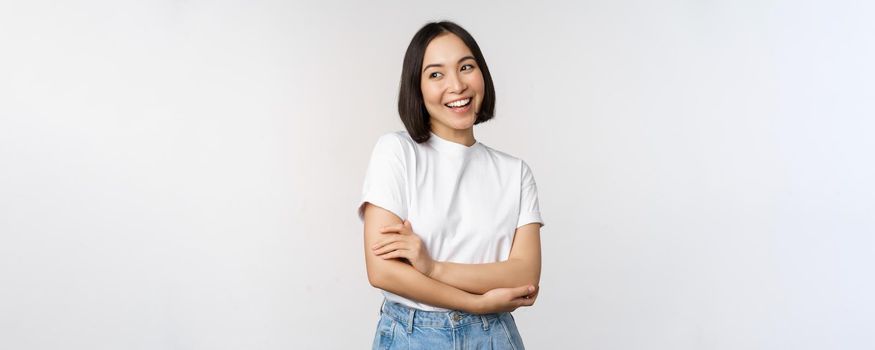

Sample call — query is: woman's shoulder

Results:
[376,130,415,144]
[371,130,417,156]
[477,143,538,180]
[478,142,527,166]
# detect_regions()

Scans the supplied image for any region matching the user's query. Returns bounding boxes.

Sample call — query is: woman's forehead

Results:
[423,33,473,64]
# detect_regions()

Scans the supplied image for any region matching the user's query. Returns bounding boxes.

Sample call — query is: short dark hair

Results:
[397,21,496,143]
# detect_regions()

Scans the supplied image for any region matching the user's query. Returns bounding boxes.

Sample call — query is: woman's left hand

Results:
[372,220,436,276]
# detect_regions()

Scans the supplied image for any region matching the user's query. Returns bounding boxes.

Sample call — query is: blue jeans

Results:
[372,299,526,350]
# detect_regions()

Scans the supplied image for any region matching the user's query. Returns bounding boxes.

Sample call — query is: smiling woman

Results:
[358,21,544,349]
[396,21,496,145]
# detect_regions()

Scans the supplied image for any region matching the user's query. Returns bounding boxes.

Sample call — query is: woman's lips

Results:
[446,103,471,114]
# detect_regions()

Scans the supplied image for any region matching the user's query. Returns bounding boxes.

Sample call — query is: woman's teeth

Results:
[445,98,471,108]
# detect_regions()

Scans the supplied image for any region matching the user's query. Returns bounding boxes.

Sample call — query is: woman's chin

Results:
[430,112,477,132]
[449,122,476,131]
[445,115,477,129]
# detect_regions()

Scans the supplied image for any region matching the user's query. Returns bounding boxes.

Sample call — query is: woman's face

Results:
[420,33,485,135]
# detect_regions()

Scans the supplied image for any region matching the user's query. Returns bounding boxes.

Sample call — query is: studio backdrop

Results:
[1,0,873,349]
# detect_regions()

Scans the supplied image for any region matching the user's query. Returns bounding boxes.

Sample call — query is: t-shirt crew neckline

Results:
[427,131,481,155]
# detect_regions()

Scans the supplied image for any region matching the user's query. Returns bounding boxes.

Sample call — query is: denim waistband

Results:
[380,299,502,333]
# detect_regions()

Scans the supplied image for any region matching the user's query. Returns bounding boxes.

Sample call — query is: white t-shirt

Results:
[357,130,544,311]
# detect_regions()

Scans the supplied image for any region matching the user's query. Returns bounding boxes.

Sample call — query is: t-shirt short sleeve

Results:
[357,133,408,222]
[517,160,544,228]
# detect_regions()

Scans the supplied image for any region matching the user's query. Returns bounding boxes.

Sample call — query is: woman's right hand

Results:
[473,285,539,314]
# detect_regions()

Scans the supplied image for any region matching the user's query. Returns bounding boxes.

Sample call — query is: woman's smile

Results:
[444,97,473,113]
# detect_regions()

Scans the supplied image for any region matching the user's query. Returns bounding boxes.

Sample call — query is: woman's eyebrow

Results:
[422,55,475,72]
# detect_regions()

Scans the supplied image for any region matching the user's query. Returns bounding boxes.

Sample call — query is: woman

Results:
[358,21,544,349]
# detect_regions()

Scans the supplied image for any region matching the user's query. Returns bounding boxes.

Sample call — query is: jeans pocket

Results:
[372,313,397,350]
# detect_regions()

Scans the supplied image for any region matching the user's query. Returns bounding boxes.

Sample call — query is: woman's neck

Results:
[431,126,476,147]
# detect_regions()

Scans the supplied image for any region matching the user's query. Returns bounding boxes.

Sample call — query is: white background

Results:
[1,0,873,349]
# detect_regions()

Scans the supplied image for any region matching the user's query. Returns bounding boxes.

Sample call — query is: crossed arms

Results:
[362,203,541,314]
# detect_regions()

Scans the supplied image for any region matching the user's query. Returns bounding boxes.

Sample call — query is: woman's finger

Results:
[379,223,404,233]
[510,285,536,299]
[372,236,401,250]
[515,296,536,307]
[373,241,407,256]
[400,220,413,234]
[379,227,403,234]
[379,249,409,260]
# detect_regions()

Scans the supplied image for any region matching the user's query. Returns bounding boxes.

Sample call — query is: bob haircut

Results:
[398,21,496,143]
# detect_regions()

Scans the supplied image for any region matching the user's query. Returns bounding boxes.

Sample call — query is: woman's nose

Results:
[447,73,467,93]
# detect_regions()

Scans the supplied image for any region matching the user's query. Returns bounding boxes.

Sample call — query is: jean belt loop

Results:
[480,314,489,331]
[406,308,415,334]
[379,299,386,316]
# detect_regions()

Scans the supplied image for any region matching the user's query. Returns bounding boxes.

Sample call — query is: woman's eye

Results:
[461,64,475,71]
[429,72,443,79]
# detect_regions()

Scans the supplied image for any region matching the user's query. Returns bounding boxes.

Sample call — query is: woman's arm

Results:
[429,223,541,294]
[363,203,537,313]
[373,222,541,295]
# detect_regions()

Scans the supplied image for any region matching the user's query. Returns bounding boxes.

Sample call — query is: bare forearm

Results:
[430,259,540,295]
[429,224,542,294]
[369,259,482,313]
